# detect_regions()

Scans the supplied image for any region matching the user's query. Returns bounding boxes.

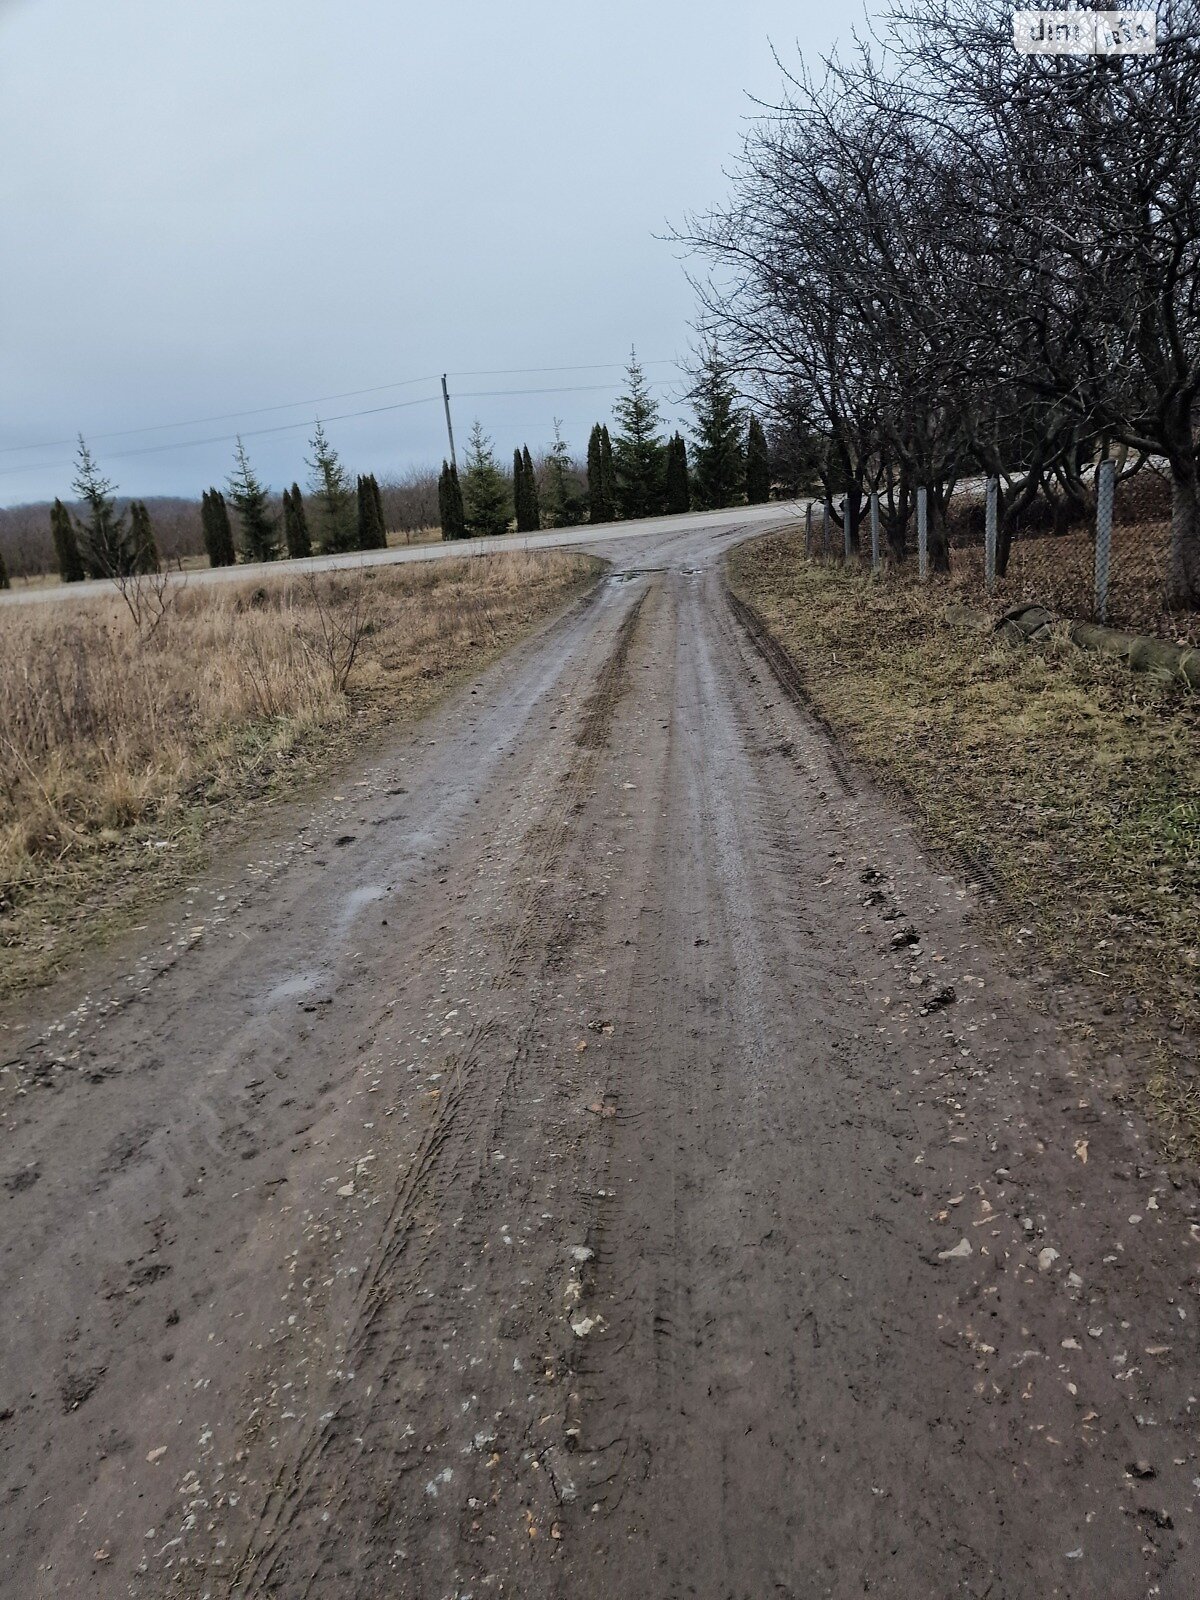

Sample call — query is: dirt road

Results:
[2,518,1198,1598]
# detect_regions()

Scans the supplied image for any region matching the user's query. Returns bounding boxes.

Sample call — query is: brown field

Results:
[729,532,1200,1155]
[0,549,598,998]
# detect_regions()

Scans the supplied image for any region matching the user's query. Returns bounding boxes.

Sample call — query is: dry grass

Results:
[0,550,598,999]
[729,533,1200,1156]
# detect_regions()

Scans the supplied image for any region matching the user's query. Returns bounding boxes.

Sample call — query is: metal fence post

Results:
[985,476,998,593]
[805,502,813,556]
[843,504,852,563]
[870,491,881,572]
[822,502,830,557]
[917,487,928,581]
[1095,459,1115,622]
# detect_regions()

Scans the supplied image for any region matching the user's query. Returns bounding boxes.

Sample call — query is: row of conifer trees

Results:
[435,349,773,542]
[29,349,775,583]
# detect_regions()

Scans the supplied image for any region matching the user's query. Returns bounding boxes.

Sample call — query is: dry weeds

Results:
[729,533,1200,1156]
[0,551,598,999]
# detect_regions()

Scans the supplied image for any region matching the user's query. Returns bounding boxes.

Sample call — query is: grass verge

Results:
[728,533,1200,1157]
[1,551,599,1002]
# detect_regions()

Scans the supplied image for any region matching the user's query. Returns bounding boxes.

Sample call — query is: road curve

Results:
[0,501,800,608]
[1,515,1197,1598]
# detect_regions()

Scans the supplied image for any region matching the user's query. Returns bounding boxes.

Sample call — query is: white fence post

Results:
[1095,459,1115,623]
[917,487,928,581]
[870,491,881,573]
[822,502,830,557]
[805,502,813,556]
[985,476,998,593]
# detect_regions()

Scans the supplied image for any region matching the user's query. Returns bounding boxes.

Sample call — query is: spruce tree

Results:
[51,497,86,582]
[612,351,664,519]
[0,546,9,590]
[438,460,467,539]
[72,437,135,577]
[129,500,160,573]
[307,421,355,553]
[462,421,511,537]
[283,484,312,558]
[745,416,771,504]
[522,445,540,530]
[543,420,586,528]
[227,438,277,561]
[201,487,237,567]
[689,345,744,510]
[665,433,691,513]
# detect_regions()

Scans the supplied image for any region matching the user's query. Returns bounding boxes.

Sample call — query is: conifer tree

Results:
[201,488,237,567]
[356,474,387,550]
[370,475,388,546]
[51,497,86,582]
[665,433,691,513]
[282,484,311,558]
[0,546,9,590]
[227,438,277,561]
[612,350,664,519]
[586,425,604,523]
[307,421,355,553]
[129,500,160,573]
[72,437,135,577]
[522,445,540,530]
[689,345,744,510]
[745,415,772,504]
[512,448,529,531]
[600,425,617,518]
[462,421,511,537]
[438,460,467,539]
[543,420,586,528]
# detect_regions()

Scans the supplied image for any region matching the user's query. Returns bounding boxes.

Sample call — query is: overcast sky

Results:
[0,0,847,506]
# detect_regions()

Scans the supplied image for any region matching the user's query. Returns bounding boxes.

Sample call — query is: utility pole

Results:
[441,375,458,472]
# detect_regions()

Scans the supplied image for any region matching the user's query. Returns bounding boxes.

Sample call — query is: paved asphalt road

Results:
[1,513,1197,1598]
[0,501,801,608]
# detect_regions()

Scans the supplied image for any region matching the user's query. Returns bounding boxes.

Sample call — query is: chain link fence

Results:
[806,460,1198,647]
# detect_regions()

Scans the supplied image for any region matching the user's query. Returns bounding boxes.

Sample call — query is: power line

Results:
[0,376,675,480]
[0,359,680,457]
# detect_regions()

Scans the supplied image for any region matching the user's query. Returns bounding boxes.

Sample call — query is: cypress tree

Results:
[356,474,387,550]
[72,436,135,577]
[512,451,524,531]
[586,425,604,523]
[438,460,467,539]
[745,416,772,504]
[129,500,160,573]
[462,422,511,537]
[689,345,744,509]
[227,438,277,561]
[307,421,355,552]
[203,488,236,566]
[51,497,86,582]
[612,349,665,519]
[665,433,691,514]
[600,425,616,519]
[370,475,388,546]
[522,446,540,530]
[283,484,312,558]
[0,546,9,591]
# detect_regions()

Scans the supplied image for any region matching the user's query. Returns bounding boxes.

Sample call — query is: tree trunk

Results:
[929,490,951,574]
[1168,457,1200,609]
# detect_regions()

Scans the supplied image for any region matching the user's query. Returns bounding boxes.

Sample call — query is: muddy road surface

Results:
[2,518,1198,1598]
